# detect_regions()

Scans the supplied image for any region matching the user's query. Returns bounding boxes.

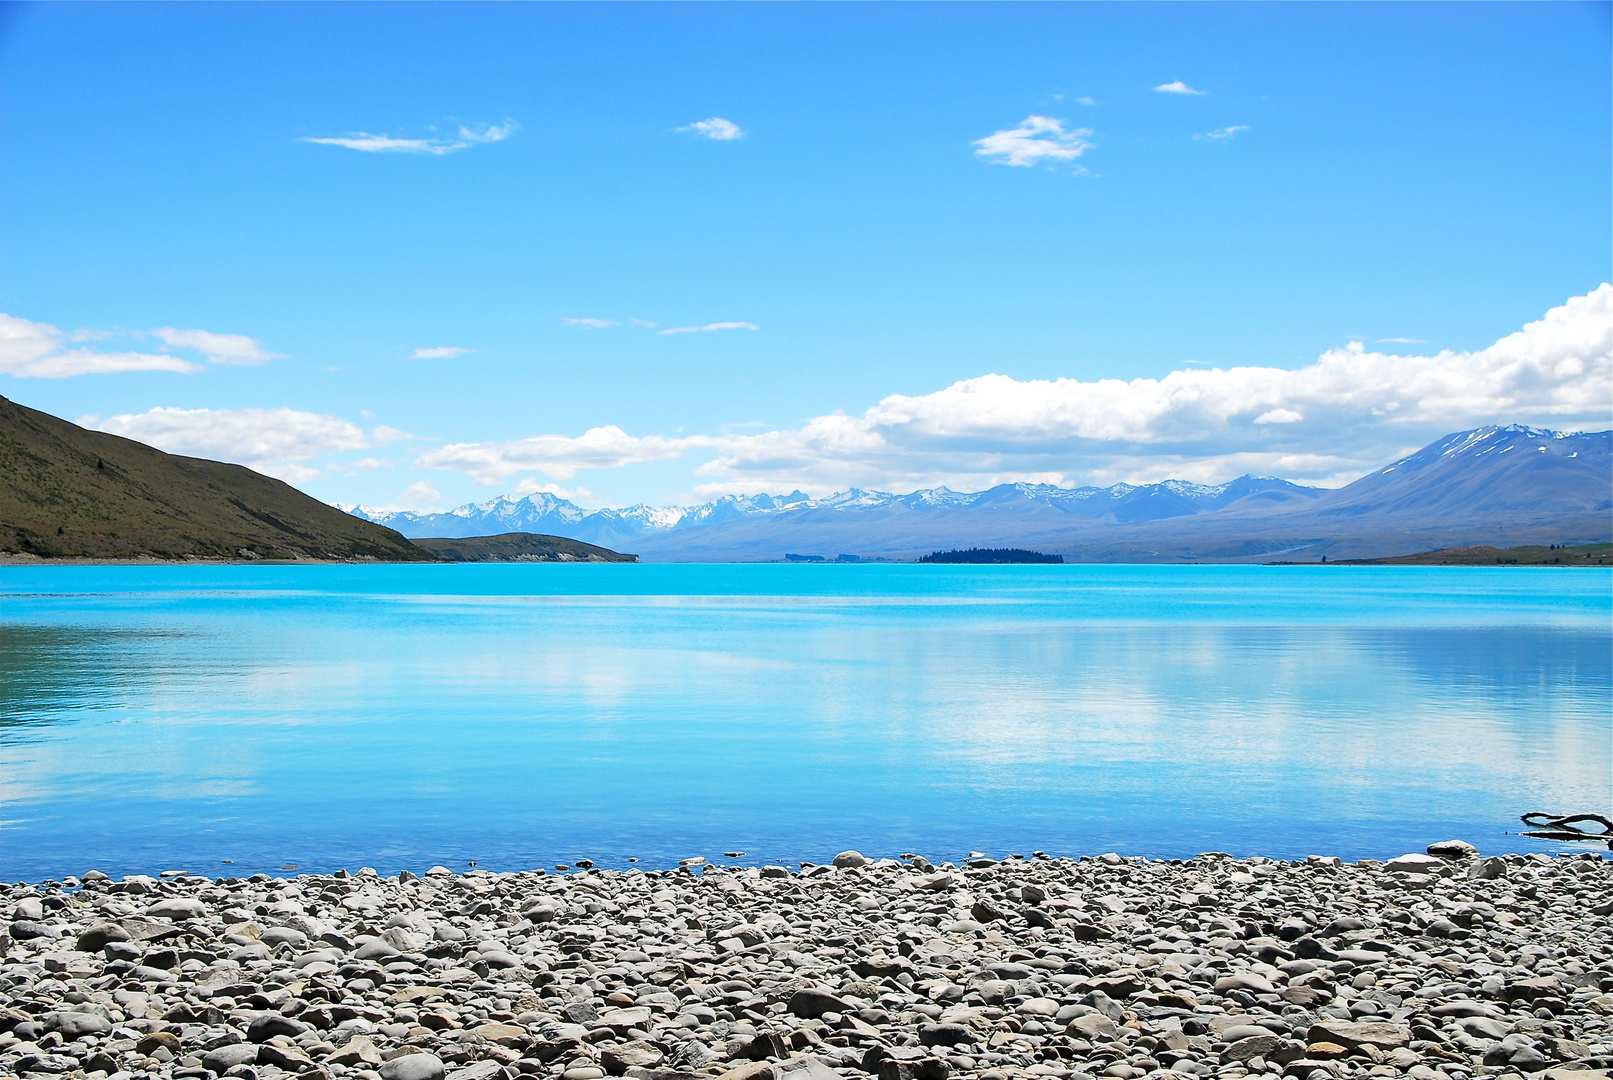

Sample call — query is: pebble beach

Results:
[4,845,1610,1080]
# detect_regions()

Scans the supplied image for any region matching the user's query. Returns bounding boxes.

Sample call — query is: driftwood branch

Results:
[1520,811,1613,847]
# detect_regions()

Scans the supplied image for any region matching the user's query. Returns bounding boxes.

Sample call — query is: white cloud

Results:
[302,119,517,156]
[563,318,618,329]
[657,321,759,336]
[1156,81,1206,96]
[411,286,1612,496]
[418,425,710,483]
[973,116,1093,168]
[348,457,392,471]
[1,314,198,377]
[151,327,280,364]
[371,425,413,443]
[1254,408,1304,424]
[679,118,743,141]
[401,481,442,508]
[411,346,469,359]
[459,121,516,145]
[258,463,322,484]
[515,478,590,501]
[1378,337,1427,344]
[95,407,371,477]
[1197,125,1249,141]
[0,314,281,378]
[689,285,1612,492]
[630,318,658,328]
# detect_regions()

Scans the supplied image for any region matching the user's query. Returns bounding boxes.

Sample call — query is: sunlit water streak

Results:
[1,564,1607,880]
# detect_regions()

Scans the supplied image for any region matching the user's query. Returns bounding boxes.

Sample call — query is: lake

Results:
[2,563,1608,881]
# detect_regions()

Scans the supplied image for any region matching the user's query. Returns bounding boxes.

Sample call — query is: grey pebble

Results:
[0,842,1607,1080]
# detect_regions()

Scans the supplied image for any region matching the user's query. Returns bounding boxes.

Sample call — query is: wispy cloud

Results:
[630,318,658,328]
[411,346,469,359]
[1196,125,1249,141]
[679,117,744,141]
[415,285,1613,495]
[371,425,413,443]
[973,116,1093,169]
[0,314,278,379]
[1156,81,1206,96]
[563,317,618,329]
[152,327,281,364]
[657,321,759,336]
[301,120,517,156]
[1378,337,1428,344]
[458,121,516,145]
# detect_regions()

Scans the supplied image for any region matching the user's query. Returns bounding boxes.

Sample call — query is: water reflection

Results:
[0,625,179,735]
[0,566,1607,879]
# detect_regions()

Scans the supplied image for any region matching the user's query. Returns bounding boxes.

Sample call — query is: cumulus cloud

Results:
[302,120,517,155]
[1197,125,1249,141]
[563,318,618,329]
[414,286,1612,496]
[515,478,590,500]
[0,314,279,378]
[1156,81,1206,96]
[679,118,743,140]
[401,481,442,508]
[690,284,1613,493]
[418,425,710,483]
[1254,408,1304,425]
[411,346,469,359]
[973,116,1093,168]
[94,407,372,478]
[657,321,759,336]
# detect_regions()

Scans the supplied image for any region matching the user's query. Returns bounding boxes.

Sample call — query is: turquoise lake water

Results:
[1,564,1609,880]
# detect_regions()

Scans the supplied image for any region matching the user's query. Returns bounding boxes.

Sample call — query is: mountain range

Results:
[347,424,1613,562]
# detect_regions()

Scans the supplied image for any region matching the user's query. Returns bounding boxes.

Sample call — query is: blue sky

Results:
[2,2,1609,511]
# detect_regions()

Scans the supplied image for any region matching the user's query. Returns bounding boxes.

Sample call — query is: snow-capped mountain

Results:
[341,424,1610,561]
[345,492,586,539]
[345,475,1321,543]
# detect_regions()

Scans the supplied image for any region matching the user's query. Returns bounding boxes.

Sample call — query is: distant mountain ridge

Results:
[347,474,1321,545]
[345,424,1612,562]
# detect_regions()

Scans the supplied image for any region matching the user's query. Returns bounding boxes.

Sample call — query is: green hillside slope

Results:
[1337,542,1610,566]
[0,394,434,561]
[412,532,637,562]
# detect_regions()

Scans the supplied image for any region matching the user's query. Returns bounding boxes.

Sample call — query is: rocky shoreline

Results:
[4,845,1610,1080]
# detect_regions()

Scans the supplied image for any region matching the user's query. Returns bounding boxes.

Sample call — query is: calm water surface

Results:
[1,564,1608,880]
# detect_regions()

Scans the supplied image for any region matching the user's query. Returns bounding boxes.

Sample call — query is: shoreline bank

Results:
[4,846,1609,1080]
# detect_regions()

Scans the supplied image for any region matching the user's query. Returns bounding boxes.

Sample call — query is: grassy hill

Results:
[0,394,434,561]
[412,532,637,563]
[1334,542,1610,566]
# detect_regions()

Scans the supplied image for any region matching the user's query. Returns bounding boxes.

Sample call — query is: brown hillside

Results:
[412,532,637,563]
[0,394,434,561]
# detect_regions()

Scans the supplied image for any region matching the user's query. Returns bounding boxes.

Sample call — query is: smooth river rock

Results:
[0,844,1606,1080]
